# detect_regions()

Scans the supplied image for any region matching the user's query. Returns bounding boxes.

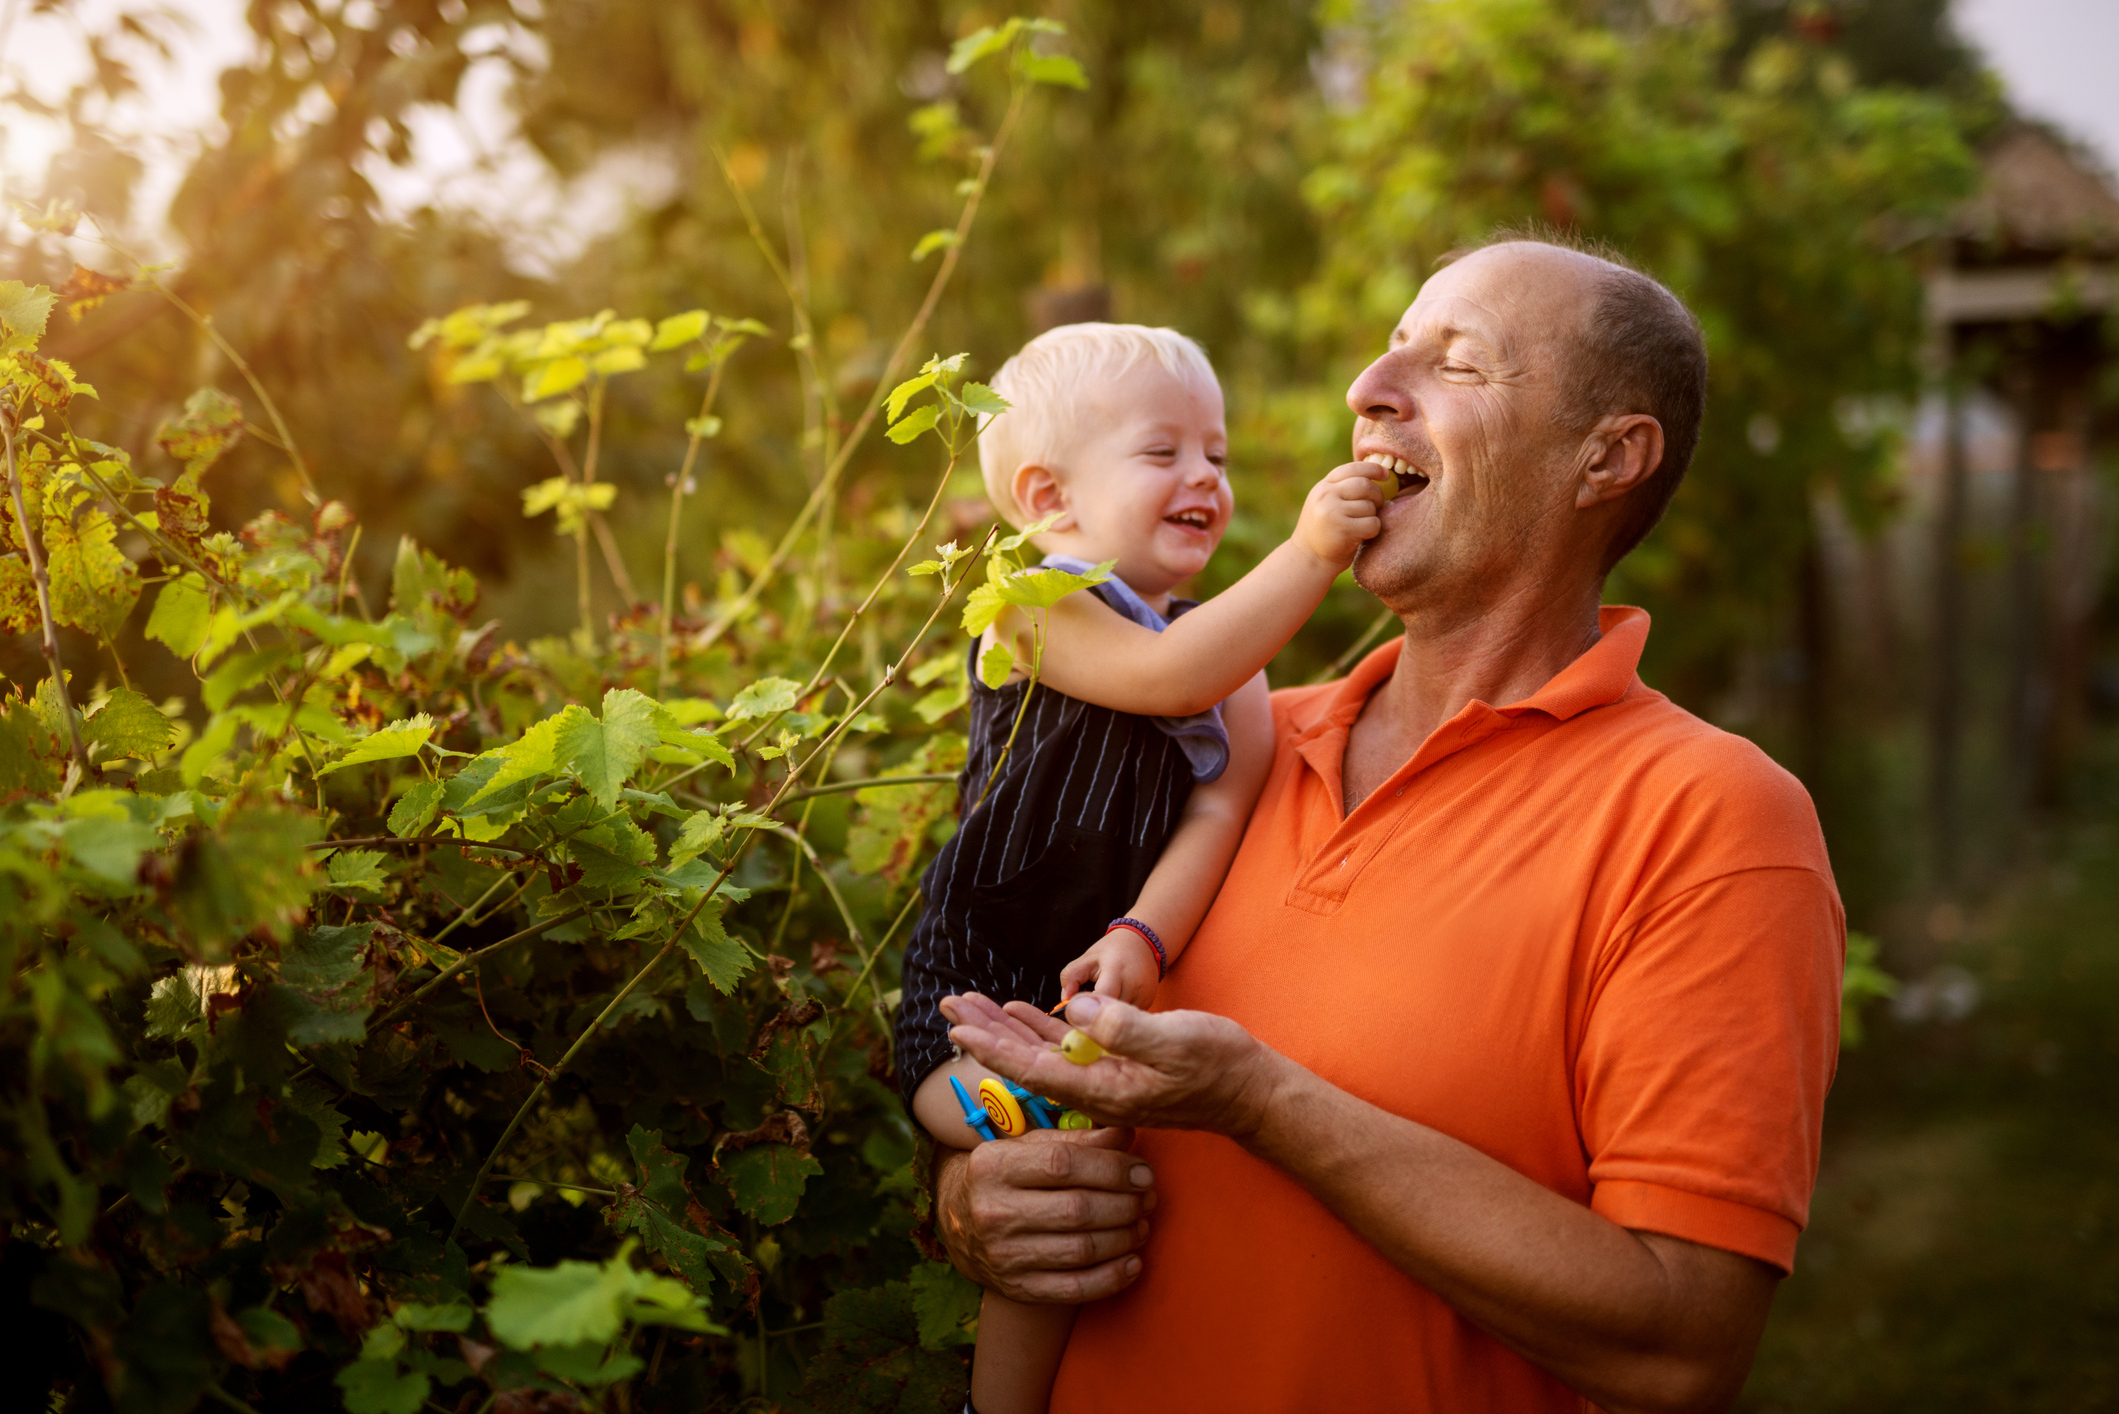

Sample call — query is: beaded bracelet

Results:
[1106,917,1168,979]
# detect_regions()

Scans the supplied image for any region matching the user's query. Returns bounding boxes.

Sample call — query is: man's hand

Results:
[940,992,1282,1140]
[934,1125,1157,1304]
[1290,462,1389,570]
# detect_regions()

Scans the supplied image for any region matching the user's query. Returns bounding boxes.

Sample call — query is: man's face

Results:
[1343,244,1596,615]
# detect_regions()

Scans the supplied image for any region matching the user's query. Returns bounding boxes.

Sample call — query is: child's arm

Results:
[989,463,1384,718]
[911,1053,1008,1150]
[1056,669,1275,1008]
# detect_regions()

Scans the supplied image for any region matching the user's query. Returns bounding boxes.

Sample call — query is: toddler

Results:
[893,323,1387,1414]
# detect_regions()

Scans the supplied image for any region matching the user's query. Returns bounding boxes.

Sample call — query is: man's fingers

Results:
[995,1250,1146,1305]
[998,1000,1072,1043]
[977,1127,1153,1193]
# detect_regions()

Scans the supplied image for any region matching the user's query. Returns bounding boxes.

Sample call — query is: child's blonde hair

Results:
[978,322,1220,527]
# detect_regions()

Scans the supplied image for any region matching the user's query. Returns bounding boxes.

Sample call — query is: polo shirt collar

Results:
[1290,606,1652,804]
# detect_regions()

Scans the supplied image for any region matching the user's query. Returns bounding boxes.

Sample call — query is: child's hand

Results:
[1292,462,1389,569]
[1058,929,1162,1010]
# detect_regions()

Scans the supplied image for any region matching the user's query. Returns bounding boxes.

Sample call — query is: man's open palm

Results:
[941,991,1278,1139]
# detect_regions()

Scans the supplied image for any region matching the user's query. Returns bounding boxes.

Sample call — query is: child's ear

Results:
[1010,464,1073,530]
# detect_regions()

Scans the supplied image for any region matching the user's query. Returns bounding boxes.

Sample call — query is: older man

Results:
[935,237,1844,1414]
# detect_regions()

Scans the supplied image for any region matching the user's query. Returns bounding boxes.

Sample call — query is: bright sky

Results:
[2,0,2114,268]
[1954,0,2119,177]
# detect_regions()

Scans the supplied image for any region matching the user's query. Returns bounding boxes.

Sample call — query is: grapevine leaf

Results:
[324,850,391,896]
[387,780,444,837]
[83,688,174,760]
[144,574,212,658]
[960,381,1010,416]
[1019,51,1088,88]
[960,581,1006,636]
[154,388,245,475]
[319,715,434,774]
[525,355,588,401]
[724,677,801,722]
[0,554,36,634]
[463,704,584,807]
[794,1281,968,1412]
[910,228,958,261]
[717,1143,822,1226]
[335,1359,429,1414]
[0,280,56,354]
[667,811,725,869]
[909,1261,982,1350]
[557,689,662,808]
[884,404,940,445]
[650,309,709,349]
[43,504,140,640]
[977,640,1014,690]
[654,712,734,773]
[883,371,935,422]
[945,21,1017,74]
[677,896,752,994]
[486,1254,639,1349]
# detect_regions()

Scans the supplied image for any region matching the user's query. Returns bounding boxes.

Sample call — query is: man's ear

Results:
[1573,413,1665,510]
[1011,464,1074,530]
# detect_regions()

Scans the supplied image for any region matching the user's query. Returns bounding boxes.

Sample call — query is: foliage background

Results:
[3,0,2114,1410]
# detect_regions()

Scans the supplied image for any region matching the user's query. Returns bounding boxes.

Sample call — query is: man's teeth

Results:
[1362,451,1425,498]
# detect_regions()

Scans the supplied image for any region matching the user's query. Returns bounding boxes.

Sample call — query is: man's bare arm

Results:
[944,997,1779,1414]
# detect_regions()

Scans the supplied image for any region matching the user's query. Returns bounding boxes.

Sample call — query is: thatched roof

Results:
[1956,126,2119,258]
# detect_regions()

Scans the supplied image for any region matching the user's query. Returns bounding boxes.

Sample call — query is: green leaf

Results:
[65,814,158,883]
[977,640,1014,690]
[684,414,723,440]
[795,1281,969,1412]
[320,714,434,774]
[717,1143,822,1225]
[961,381,1010,417]
[651,309,709,350]
[668,811,726,870]
[654,712,735,773]
[556,689,662,808]
[1019,51,1088,88]
[83,688,174,760]
[335,1358,429,1414]
[725,677,801,722]
[525,355,588,401]
[463,704,584,808]
[486,1252,641,1349]
[0,280,57,354]
[885,404,940,445]
[960,581,1006,636]
[909,1261,982,1350]
[324,850,391,896]
[910,228,958,262]
[535,1343,644,1386]
[44,504,140,641]
[144,574,212,659]
[388,780,444,837]
[677,896,753,994]
[994,562,1114,610]
[883,371,936,423]
[394,1303,474,1332]
[946,21,1018,74]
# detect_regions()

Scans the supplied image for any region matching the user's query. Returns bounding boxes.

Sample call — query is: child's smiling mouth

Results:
[1164,509,1215,532]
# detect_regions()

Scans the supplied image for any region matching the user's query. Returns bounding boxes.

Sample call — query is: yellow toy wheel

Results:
[978,1077,1028,1137]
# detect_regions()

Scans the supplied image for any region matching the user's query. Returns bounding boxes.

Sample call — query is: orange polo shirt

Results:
[1050,607,1844,1414]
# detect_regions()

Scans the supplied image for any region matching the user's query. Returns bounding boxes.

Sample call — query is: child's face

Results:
[1037,364,1232,597]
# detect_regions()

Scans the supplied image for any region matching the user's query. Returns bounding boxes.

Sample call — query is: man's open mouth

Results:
[1164,509,1214,531]
[1364,451,1430,499]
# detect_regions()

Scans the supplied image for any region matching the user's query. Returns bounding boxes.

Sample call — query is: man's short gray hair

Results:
[1444,228,1708,572]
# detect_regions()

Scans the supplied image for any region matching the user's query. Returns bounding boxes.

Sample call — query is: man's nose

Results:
[1346,351,1412,423]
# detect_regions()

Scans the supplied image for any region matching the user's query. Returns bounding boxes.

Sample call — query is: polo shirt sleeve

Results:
[1576,866,1844,1272]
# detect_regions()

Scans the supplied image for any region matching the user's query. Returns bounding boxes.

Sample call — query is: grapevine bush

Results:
[1,20,1092,1413]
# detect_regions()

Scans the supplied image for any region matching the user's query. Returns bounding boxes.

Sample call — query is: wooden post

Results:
[1929,369,1967,888]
